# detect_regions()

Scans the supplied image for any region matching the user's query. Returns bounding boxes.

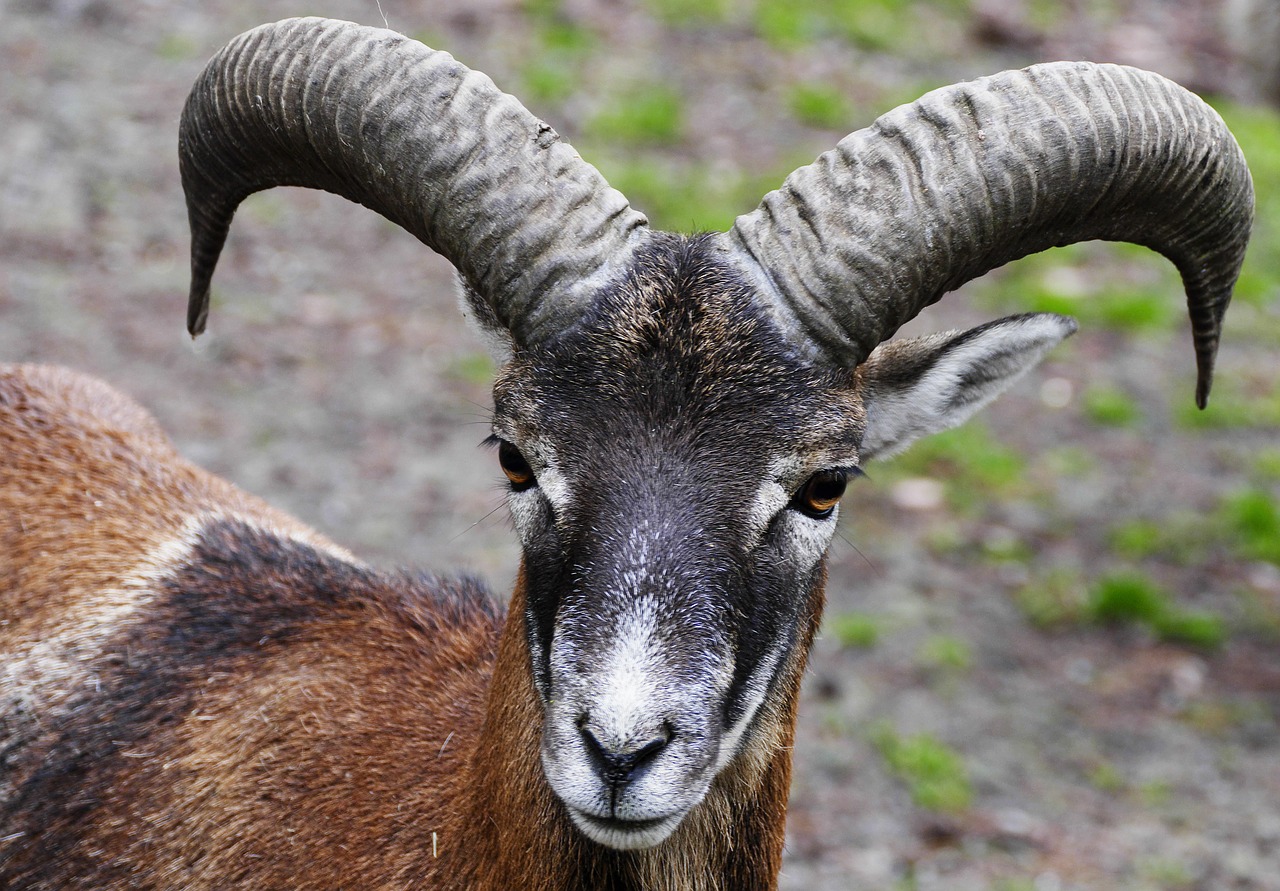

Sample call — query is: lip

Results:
[567,807,685,850]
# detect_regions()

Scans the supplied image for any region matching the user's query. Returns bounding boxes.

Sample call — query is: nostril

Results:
[631,726,671,766]
[579,720,672,786]
[579,721,607,761]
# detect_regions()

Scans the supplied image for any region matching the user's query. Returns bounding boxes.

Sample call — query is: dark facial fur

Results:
[490,234,865,847]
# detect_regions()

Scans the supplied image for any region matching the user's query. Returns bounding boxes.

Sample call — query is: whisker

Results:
[835,527,880,579]
[449,501,508,543]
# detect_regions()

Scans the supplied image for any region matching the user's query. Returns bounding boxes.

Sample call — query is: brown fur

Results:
[0,363,822,889]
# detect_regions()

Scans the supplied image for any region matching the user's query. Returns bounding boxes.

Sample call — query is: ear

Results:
[858,313,1077,461]
[456,278,516,363]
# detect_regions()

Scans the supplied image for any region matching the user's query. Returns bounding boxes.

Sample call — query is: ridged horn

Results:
[181,17,649,344]
[721,62,1253,408]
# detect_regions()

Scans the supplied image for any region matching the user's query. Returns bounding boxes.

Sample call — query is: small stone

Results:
[891,477,945,511]
[1040,376,1074,408]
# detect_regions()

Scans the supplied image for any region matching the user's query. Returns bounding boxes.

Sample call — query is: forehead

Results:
[492,236,863,465]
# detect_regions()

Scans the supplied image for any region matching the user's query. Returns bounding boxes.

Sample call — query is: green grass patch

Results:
[539,18,594,54]
[754,0,952,51]
[993,881,1038,891]
[1090,572,1167,625]
[1083,385,1142,427]
[1105,516,1207,564]
[1236,586,1280,641]
[827,611,880,648]
[591,158,728,232]
[872,724,973,813]
[1014,568,1089,628]
[589,154,793,233]
[1253,450,1280,483]
[918,634,972,672]
[154,33,201,61]
[788,83,855,129]
[880,422,1027,514]
[1215,102,1280,312]
[445,352,496,386]
[980,528,1032,564]
[588,84,684,146]
[1108,519,1166,560]
[1023,0,1069,30]
[1137,857,1193,889]
[753,0,820,47]
[1090,290,1173,331]
[975,242,1181,335]
[1038,445,1097,478]
[1089,572,1226,649]
[523,0,565,24]
[1181,697,1273,736]
[520,16,595,105]
[1174,376,1280,430]
[1087,759,1126,793]
[522,59,578,104]
[645,0,733,26]
[1151,610,1228,650]
[1218,488,1280,564]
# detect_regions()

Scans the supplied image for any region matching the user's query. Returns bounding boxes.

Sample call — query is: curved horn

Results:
[721,62,1253,407]
[181,17,649,343]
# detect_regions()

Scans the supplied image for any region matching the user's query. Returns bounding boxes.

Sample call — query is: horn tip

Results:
[1195,380,1212,411]
[187,289,210,339]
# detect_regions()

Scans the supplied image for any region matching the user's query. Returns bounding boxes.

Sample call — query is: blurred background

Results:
[2,0,1279,887]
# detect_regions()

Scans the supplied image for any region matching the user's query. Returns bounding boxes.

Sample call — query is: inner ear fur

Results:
[856,312,1077,461]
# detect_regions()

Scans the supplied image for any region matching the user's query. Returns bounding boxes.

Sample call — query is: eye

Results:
[498,440,537,492]
[789,469,850,520]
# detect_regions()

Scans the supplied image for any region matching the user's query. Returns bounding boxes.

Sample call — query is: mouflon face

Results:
[490,236,864,850]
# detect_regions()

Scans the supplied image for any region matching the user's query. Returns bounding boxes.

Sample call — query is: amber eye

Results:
[498,441,537,492]
[789,470,849,519]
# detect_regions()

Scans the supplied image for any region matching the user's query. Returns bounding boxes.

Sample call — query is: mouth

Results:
[567,806,686,850]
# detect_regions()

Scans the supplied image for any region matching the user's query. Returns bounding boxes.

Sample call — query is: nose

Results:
[579,719,673,788]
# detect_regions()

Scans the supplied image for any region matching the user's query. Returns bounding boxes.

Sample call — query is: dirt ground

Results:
[2,1,1279,888]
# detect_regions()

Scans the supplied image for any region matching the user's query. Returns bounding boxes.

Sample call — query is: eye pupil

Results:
[791,470,849,519]
[498,441,537,491]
